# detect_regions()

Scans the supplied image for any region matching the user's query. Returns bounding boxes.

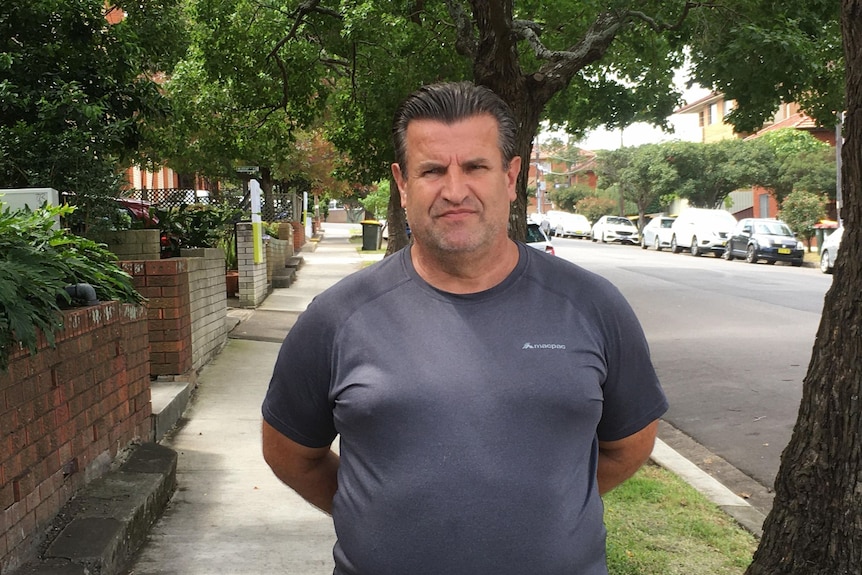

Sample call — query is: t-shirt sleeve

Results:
[261,302,338,448]
[595,286,668,442]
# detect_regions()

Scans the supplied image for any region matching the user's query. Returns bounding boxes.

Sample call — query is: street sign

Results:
[236,166,259,174]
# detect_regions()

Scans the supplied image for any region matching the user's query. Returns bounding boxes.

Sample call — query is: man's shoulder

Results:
[314,247,410,309]
[523,246,610,288]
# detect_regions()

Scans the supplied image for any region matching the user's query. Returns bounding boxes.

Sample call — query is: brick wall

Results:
[88,229,161,261]
[0,303,150,573]
[266,238,293,285]
[123,260,193,377]
[290,221,306,252]
[236,222,268,308]
[181,248,228,373]
[122,252,228,377]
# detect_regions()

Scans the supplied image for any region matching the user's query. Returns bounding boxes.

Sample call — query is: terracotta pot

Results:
[225,270,239,297]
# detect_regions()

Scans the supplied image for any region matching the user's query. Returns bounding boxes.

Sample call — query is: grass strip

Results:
[604,462,757,574]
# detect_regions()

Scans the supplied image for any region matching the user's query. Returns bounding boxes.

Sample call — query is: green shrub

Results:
[0,204,143,371]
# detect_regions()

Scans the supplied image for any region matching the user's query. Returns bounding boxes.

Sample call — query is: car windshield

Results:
[755,222,793,236]
[608,217,633,226]
[526,224,545,243]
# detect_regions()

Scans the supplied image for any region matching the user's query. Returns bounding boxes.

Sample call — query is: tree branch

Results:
[267,0,342,60]
[442,0,477,58]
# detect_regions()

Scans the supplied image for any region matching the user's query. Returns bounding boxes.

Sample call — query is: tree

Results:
[744,1,862,571]
[0,0,187,221]
[576,196,619,224]
[262,2,750,246]
[777,189,827,250]
[663,139,760,208]
[547,183,593,213]
[597,144,677,228]
[144,0,331,213]
[747,129,834,205]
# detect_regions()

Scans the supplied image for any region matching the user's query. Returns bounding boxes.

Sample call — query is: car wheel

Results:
[641,236,648,250]
[591,233,597,243]
[766,260,776,265]
[671,235,682,254]
[690,237,701,257]
[746,245,758,264]
[654,237,662,252]
[791,259,803,267]
[724,247,734,261]
[601,232,607,243]
[820,251,833,274]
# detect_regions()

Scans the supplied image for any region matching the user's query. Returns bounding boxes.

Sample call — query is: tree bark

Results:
[745,1,862,572]
[385,178,411,254]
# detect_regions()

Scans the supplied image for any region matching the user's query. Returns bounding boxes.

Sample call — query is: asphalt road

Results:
[551,235,832,512]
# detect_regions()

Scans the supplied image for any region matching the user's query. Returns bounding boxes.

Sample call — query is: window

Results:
[709,103,719,125]
[724,100,735,117]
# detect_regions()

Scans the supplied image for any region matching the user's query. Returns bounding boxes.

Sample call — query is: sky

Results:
[556,69,713,152]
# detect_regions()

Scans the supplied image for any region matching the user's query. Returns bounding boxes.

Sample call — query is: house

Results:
[673,94,837,221]
[527,137,598,216]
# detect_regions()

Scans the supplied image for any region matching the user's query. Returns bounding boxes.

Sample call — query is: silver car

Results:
[820,226,843,274]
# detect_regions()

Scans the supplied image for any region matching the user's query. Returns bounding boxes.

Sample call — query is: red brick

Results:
[4,382,25,411]
[43,450,60,477]
[1,406,20,436]
[145,259,187,275]
[147,274,183,287]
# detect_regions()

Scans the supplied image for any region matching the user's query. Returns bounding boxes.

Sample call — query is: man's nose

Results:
[441,169,469,203]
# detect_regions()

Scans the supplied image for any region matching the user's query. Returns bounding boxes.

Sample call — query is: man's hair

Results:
[392,81,518,175]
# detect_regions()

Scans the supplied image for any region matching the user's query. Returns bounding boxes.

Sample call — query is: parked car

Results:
[590,215,639,244]
[555,213,592,239]
[724,218,804,266]
[640,215,676,251]
[542,210,568,236]
[526,222,555,255]
[670,208,738,256]
[819,226,844,274]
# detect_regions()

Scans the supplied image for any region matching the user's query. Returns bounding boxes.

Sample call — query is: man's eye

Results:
[422,167,443,176]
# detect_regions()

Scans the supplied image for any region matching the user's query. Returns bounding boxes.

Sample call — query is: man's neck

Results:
[410,240,520,294]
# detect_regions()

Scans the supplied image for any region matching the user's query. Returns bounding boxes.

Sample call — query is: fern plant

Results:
[0,204,144,371]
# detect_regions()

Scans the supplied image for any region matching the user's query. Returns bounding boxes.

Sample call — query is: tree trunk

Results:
[385,178,410,255]
[745,1,862,572]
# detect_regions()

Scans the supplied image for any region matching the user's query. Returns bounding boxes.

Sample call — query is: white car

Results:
[590,215,639,244]
[542,210,568,236]
[554,213,592,239]
[819,226,843,274]
[526,222,555,255]
[670,208,738,257]
[640,216,676,251]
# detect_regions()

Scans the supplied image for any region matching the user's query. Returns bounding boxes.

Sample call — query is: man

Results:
[262,81,668,574]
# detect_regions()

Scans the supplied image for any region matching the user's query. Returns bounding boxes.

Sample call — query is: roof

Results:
[744,112,825,140]
[674,92,723,114]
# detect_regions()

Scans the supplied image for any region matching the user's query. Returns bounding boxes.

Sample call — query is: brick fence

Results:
[121,249,227,377]
[0,303,151,573]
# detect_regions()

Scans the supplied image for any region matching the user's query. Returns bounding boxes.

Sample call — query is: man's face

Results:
[391,114,520,256]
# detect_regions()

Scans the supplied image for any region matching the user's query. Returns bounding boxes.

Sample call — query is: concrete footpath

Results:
[14,222,766,575]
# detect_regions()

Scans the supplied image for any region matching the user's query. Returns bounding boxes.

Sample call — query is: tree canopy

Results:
[0,0,187,198]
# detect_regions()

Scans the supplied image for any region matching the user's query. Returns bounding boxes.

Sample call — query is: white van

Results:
[670,208,738,257]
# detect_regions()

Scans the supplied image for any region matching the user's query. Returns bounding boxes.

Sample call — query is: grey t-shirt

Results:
[262,243,668,575]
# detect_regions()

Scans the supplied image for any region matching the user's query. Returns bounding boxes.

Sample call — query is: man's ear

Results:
[392,163,408,208]
[506,155,521,202]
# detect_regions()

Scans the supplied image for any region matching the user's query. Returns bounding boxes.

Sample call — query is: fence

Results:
[125,188,298,222]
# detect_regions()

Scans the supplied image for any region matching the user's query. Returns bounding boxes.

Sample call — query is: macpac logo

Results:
[522,342,566,350]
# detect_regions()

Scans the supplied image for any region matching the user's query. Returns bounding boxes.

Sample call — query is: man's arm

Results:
[597,419,659,495]
[261,419,339,514]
